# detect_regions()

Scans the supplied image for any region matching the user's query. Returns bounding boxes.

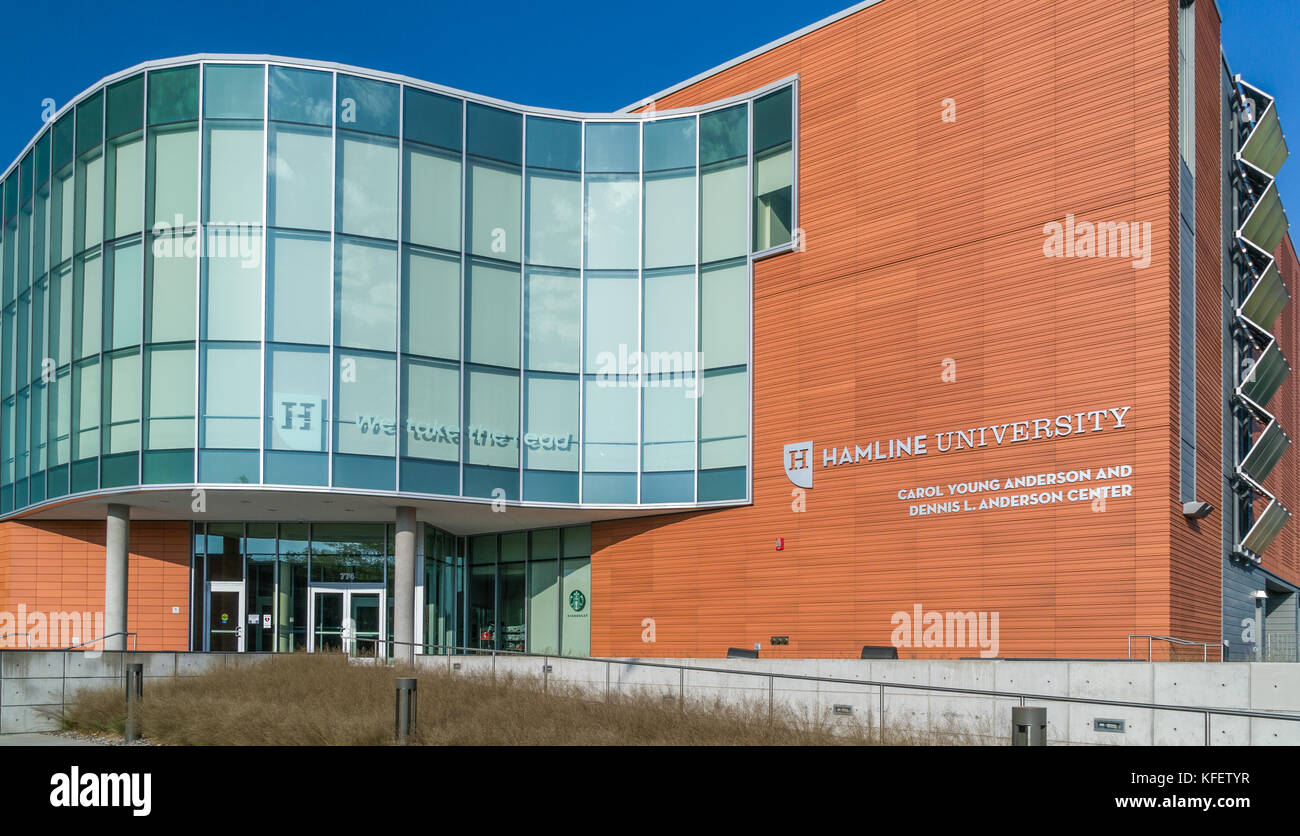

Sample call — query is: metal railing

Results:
[1266,632,1299,663]
[347,639,1300,745]
[0,631,138,651]
[63,632,138,651]
[1127,634,1224,662]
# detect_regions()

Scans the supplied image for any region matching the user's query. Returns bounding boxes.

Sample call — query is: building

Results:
[0,0,1294,661]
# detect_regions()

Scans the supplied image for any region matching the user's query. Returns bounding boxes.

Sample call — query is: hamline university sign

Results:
[782,405,1134,493]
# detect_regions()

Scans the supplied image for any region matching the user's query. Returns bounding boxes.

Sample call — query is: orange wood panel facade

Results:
[0,520,191,650]
[589,0,1292,658]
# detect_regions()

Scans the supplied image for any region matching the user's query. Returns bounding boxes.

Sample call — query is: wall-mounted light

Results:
[1182,500,1214,519]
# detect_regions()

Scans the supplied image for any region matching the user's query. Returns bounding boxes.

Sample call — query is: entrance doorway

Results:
[207,581,245,652]
[308,586,385,656]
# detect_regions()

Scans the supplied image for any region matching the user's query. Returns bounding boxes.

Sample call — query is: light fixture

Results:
[1182,500,1213,519]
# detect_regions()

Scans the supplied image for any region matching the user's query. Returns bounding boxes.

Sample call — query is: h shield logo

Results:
[783,442,813,488]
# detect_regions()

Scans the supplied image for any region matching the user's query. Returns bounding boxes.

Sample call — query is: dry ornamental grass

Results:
[59,653,989,745]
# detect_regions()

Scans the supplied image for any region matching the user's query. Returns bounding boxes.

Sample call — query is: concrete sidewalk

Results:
[0,733,106,746]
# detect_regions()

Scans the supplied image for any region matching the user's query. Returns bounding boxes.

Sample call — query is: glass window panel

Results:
[700,260,747,369]
[269,66,332,126]
[524,267,578,373]
[700,104,747,166]
[402,145,460,251]
[201,343,260,449]
[73,358,100,459]
[336,237,397,351]
[147,125,198,229]
[77,153,104,251]
[204,122,263,224]
[700,160,747,263]
[145,344,194,449]
[404,88,461,151]
[267,344,329,453]
[527,559,558,654]
[525,117,579,171]
[269,124,331,231]
[106,76,144,140]
[584,175,638,270]
[148,66,200,125]
[204,64,265,120]
[36,133,51,187]
[464,365,518,469]
[582,380,636,473]
[754,146,792,251]
[643,117,696,172]
[106,136,144,239]
[51,262,72,366]
[466,258,519,368]
[402,247,459,359]
[268,230,331,345]
[699,366,746,469]
[584,270,636,371]
[33,188,48,284]
[75,92,103,157]
[202,227,262,341]
[523,372,577,473]
[337,133,398,239]
[106,241,142,350]
[31,383,47,474]
[401,356,458,462]
[30,281,47,384]
[53,167,74,264]
[526,169,579,268]
[74,253,102,360]
[643,382,694,472]
[336,75,399,137]
[643,170,696,269]
[103,350,140,454]
[561,557,590,656]
[754,86,793,152]
[643,267,694,358]
[51,367,71,465]
[335,351,396,456]
[584,122,639,173]
[466,104,520,165]
[467,160,520,261]
[53,113,75,171]
[147,230,197,343]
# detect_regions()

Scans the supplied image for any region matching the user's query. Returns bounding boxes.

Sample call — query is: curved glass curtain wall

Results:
[0,60,796,515]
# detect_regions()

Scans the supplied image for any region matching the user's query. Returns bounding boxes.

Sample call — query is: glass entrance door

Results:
[207,581,245,652]
[312,591,344,653]
[308,586,385,655]
[350,593,381,657]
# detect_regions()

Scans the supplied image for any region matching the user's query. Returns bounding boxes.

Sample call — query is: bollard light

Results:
[1011,706,1047,746]
[395,677,418,744]
[124,663,144,743]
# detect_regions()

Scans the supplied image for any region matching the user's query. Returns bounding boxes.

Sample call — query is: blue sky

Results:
[1,0,1297,197]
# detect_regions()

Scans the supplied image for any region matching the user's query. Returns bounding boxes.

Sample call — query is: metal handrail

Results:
[62,632,139,651]
[389,641,1300,745]
[0,632,31,647]
[1128,634,1224,662]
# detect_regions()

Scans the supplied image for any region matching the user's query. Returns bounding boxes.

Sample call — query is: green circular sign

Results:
[568,590,586,613]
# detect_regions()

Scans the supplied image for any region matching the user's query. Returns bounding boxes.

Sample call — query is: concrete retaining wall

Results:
[415,655,1300,745]
[0,651,274,734]
[5,650,1298,744]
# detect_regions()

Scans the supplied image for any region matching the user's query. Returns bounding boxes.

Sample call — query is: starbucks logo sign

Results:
[568,590,587,613]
